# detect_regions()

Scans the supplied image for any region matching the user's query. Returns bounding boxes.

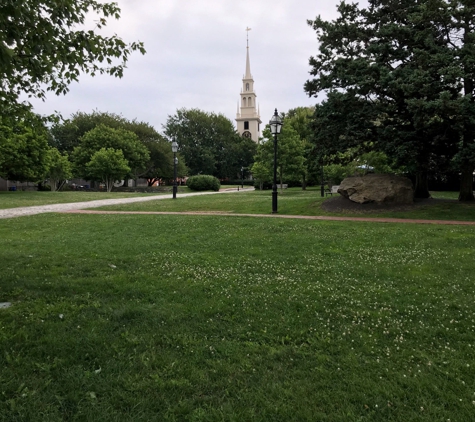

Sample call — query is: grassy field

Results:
[94,188,475,221]
[2,188,473,222]
[1,211,474,421]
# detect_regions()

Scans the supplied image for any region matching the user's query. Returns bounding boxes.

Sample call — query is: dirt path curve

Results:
[60,210,475,226]
[2,188,474,226]
[0,189,251,220]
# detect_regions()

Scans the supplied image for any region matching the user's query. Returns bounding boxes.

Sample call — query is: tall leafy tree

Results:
[256,124,306,190]
[305,0,461,198]
[442,0,475,200]
[141,139,187,186]
[50,111,159,154]
[72,124,149,181]
[285,107,316,188]
[51,111,179,184]
[285,107,314,144]
[250,161,271,190]
[163,108,255,178]
[45,148,73,191]
[0,115,50,182]
[0,0,145,118]
[86,148,130,192]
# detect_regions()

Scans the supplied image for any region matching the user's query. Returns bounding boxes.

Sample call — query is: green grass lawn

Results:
[94,188,475,222]
[1,212,474,421]
[0,189,191,210]
[2,188,473,222]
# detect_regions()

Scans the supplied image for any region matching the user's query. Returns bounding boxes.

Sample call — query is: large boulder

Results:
[338,174,414,204]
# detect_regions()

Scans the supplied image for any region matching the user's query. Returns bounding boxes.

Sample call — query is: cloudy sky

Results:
[29,0,368,132]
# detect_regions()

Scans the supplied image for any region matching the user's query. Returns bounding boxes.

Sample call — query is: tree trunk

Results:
[460,23,475,202]
[459,165,474,201]
[50,179,58,192]
[414,171,430,199]
[302,174,307,190]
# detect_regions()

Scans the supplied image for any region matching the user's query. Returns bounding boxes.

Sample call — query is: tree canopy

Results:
[0,115,50,182]
[163,108,256,178]
[50,111,161,154]
[141,139,187,186]
[45,148,73,191]
[0,0,145,117]
[86,148,130,192]
[71,124,149,181]
[305,0,474,200]
[51,111,183,185]
[255,121,306,190]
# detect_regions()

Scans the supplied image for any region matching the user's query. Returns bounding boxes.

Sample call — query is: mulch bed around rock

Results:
[321,195,456,214]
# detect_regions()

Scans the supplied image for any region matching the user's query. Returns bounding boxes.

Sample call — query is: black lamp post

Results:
[269,109,283,214]
[320,158,325,198]
[172,141,178,199]
[241,166,244,189]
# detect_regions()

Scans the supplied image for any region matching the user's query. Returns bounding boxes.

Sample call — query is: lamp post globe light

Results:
[269,109,283,214]
[171,141,178,199]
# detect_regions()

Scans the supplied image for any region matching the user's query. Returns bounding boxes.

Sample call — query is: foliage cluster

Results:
[51,111,187,188]
[85,147,130,192]
[323,148,404,185]
[0,0,145,119]
[0,115,50,183]
[252,107,313,190]
[305,0,475,200]
[71,124,149,188]
[186,175,221,192]
[163,108,256,179]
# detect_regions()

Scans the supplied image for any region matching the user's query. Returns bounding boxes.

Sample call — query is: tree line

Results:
[305,0,475,201]
[0,109,258,191]
[2,0,475,199]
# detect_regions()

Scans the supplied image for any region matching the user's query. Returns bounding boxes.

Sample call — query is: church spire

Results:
[245,27,252,79]
[236,27,261,143]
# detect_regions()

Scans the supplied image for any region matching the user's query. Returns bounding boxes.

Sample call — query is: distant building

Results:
[236,28,261,143]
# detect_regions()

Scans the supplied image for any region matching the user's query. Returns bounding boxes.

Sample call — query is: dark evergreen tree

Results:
[305,0,463,198]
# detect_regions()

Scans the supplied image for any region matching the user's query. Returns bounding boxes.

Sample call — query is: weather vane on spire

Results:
[246,27,252,48]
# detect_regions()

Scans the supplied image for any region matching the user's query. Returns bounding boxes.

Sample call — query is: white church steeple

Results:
[236,27,261,142]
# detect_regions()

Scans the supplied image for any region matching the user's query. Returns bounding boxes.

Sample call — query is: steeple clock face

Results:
[242,131,252,139]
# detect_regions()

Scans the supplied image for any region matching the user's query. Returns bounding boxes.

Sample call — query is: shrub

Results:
[186,175,221,191]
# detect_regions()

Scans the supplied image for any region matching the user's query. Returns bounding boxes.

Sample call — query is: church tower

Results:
[236,28,261,143]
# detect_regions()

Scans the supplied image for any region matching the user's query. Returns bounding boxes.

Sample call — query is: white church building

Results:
[235,29,262,143]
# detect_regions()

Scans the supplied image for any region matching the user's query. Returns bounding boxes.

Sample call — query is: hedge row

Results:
[186,175,221,191]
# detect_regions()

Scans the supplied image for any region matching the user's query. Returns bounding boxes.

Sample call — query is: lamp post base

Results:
[173,185,177,199]
[272,189,278,214]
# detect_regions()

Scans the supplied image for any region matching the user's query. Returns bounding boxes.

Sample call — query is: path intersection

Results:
[1,189,474,225]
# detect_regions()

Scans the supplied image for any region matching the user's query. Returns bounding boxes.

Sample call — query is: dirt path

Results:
[58,209,475,226]
[2,189,474,226]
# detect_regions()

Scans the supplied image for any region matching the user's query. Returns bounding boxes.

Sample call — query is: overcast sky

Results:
[29,0,368,132]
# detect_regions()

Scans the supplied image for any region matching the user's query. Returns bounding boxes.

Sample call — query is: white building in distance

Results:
[236,28,261,143]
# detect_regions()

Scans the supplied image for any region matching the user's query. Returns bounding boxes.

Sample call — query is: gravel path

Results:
[0,189,249,219]
[2,189,474,226]
[60,210,475,225]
